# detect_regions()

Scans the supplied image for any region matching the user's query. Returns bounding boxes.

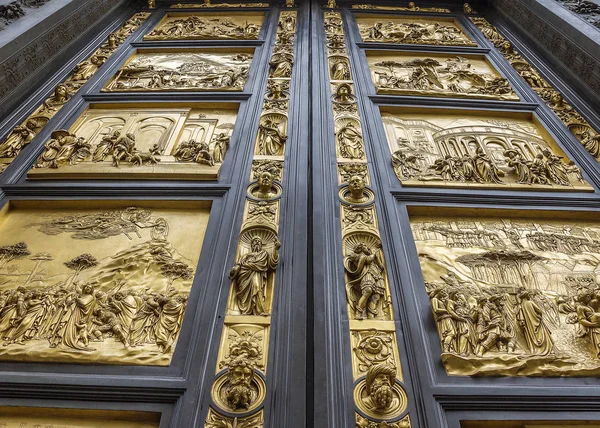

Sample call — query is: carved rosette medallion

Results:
[0,12,150,174]
[206,10,298,427]
[471,17,600,164]
[323,10,411,426]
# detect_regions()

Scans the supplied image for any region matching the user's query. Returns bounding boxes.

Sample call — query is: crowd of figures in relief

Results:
[383,112,587,189]
[412,214,600,376]
[145,14,262,40]
[369,54,518,100]
[103,52,251,92]
[0,205,206,365]
[0,12,150,173]
[358,18,476,46]
[0,0,52,31]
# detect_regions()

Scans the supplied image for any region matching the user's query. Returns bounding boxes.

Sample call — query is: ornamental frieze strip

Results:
[323,9,411,428]
[470,15,600,165]
[205,10,297,428]
[0,12,151,174]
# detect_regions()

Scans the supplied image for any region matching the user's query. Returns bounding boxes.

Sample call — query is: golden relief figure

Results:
[382,108,591,191]
[0,12,150,173]
[172,2,269,8]
[0,407,159,427]
[471,17,600,164]
[145,12,263,40]
[0,201,210,365]
[411,209,600,376]
[28,105,238,180]
[102,50,253,92]
[367,52,518,100]
[357,16,476,46]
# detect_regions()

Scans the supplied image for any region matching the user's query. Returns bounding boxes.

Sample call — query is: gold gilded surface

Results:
[353,3,450,12]
[145,12,264,40]
[357,15,476,46]
[471,17,600,164]
[102,49,253,92]
[0,200,210,365]
[172,2,269,8]
[0,12,150,174]
[367,51,519,100]
[410,208,600,376]
[205,408,264,428]
[463,422,600,428]
[28,104,238,180]
[0,407,159,427]
[381,108,591,191]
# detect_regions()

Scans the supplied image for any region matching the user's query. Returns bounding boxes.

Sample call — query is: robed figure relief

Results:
[229,237,280,316]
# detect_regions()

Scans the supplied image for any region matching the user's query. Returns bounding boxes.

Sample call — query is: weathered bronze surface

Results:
[382,108,591,191]
[0,407,159,427]
[471,17,600,163]
[0,12,150,173]
[28,104,238,180]
[367,51,519,100]
[102,50,253,92]
[0,200,210,365]
[145,12,264,40]
[357,15,476,46]
[410,208,600,376]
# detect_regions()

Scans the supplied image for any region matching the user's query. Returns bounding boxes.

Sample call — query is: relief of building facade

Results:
[411,210,600,376]
[27,105,238,180]
[367,52,519,100]
[382,108,590,191]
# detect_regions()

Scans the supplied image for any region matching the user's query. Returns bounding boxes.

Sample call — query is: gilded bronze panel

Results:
[357,15,476,47]
[102,49,253,92]
[27,103,238,180]
[0,407,159,427]
[0,200,211,365]
[366,51,519,101]
[145,12,264,41]
[352,3,450,13]
[410,208,600,376]
[381,107,591,191]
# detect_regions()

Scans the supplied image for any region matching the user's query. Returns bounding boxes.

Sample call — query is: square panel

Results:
[0,407,160,427]
[0,200,211,365]
[356,14,477,46]
[102,49,254,92]
[409,207,600,376]
[366,51,519,100]
[27,103,239,180]
[381,107,592,191]
[145,12,265,41]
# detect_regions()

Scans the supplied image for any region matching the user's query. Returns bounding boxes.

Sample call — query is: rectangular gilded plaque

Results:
[102,49,253,92]
[410,207,600,376]
[357,15,476,46]
[27,103,238,180]
[381,107,591,191]
[145,12,264,40]
[0,200,210,365]
[0,407,159,427]
[367,51,519,100]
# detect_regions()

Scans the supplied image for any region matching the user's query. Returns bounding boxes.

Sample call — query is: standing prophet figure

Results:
[229,237,281,315]
[517,289,554,355]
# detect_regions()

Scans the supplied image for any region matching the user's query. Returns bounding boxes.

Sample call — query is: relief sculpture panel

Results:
[410,208,600,376]
[381,108,591,191]
[357,15,476,46]
[28,104,238,180]
[0,407,159,427]
[0,201,210,365]
[102,49,253,92]
[367,51,518,100]
[145,12,264,41]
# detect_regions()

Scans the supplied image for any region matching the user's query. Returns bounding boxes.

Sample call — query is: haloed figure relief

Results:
[0,201,210,365]
[357,16,476,46]
[367,52,518,100]
[382,109,590,191]
[29,105,238,180]
[411,210,600,376]
[145,12,263,41]
[103,51,252,92]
